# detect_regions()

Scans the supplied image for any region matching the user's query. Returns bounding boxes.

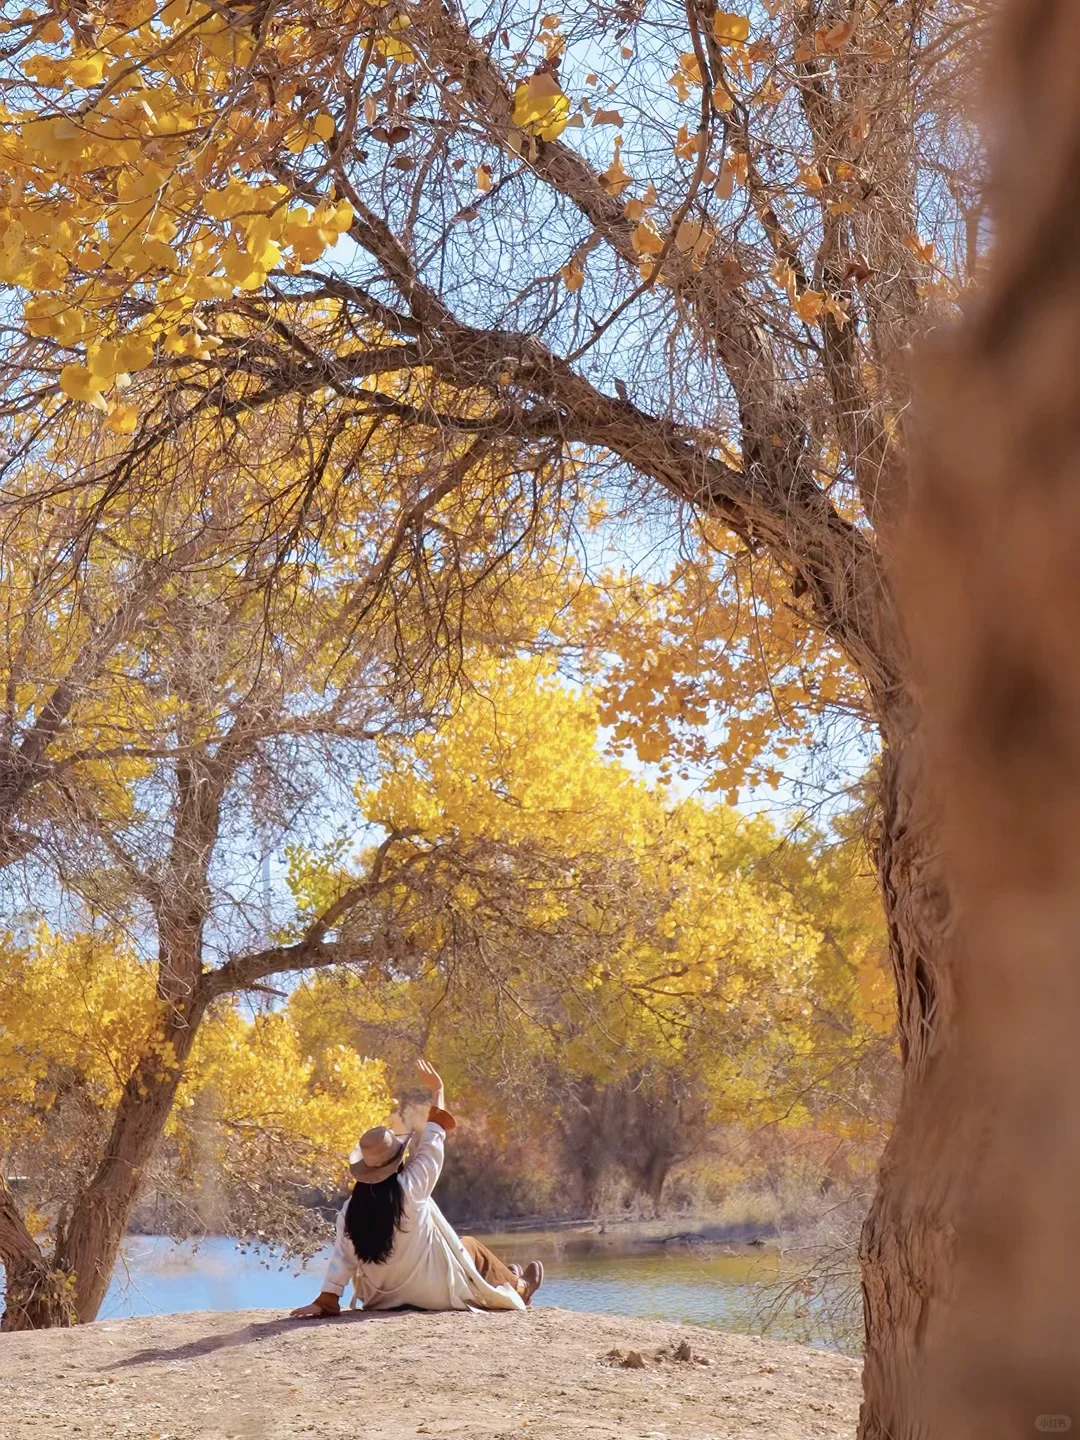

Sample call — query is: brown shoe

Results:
[522,1261,544,1305]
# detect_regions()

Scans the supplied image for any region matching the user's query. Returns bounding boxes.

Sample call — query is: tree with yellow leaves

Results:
[0,926,389,1312]
[287,657,894,1215]
[0,385,583,1327]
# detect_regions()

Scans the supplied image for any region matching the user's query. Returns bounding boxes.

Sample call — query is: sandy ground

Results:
[0,1307,861,1439]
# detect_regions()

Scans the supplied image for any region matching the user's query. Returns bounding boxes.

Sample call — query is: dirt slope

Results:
[0,1307,861,1439]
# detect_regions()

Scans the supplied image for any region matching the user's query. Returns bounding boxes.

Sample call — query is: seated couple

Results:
[291,1059,544,1318]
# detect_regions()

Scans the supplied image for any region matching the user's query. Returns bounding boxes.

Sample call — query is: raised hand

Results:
[415,1057,445,1109]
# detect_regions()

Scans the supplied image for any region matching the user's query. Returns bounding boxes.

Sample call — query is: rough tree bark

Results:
[0,1176,74,1329]
[856,706,954,1439]
[889,0,1080,1431]
[0,737,233,1329]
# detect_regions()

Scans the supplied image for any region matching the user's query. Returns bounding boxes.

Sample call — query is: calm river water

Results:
[84,1228,854,1353]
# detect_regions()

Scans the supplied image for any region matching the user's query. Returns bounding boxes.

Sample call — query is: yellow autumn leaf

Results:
[902,233,935,263]
[106,403,139,434]
[313,113,336,142]
[601,138,632,196]
[723,152,749,185]
[712,81,734,112]
[713,12,750,45]
[793,289,825,323]
[817,19,857,53]
[675,220,714,262]
[674,124,702,161]
[668,70,692,103]
[22,117,85,162]
[87,342,121,379]
[512,73,570,141]
[714,169,735,200]
[376,34,414,63]
[66,54,106,87]
[328,200,354,232]
[561,261,584,292]
[58,363,107,407]
[631,222,665,258]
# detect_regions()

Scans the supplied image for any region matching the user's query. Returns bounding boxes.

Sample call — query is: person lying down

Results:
[290,1059,544,1318]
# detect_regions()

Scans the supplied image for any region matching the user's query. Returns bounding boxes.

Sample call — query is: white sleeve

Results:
[399,1121,446,1203]
[321,1206,358,1297]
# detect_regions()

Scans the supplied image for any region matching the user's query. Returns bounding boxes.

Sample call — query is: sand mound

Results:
[0,1306,860,1438]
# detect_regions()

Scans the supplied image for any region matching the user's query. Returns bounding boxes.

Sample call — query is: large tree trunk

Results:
[889,0,1080,1430]
[48,738,237,1324]
[53,990,207,1322]
[644,1158,671,1218]
[0,1041,197,1333]
[857,709,955,1440]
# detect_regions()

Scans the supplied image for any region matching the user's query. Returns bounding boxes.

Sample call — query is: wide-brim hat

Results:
[349,1125,411,1184]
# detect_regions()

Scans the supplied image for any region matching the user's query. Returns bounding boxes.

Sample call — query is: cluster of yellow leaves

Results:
[667,13,766,111]
[365,657,644,855]
[713,12,750,46]
[575,546,866,794]
[287,654,892,1135]
[0,926,389,1187]
[0,2,362,418]
[0,929,159,1130]
[772,260,850,330]
[182,1009,390,1186]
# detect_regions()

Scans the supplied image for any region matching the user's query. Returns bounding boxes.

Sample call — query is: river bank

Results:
[0,1306,861,1439]
[449,1214,784,1248]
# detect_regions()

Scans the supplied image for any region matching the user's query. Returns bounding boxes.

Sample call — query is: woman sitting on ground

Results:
[290,1059,543,1318]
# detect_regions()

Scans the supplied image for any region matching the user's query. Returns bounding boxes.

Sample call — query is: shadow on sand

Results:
[110,1309,382,1368]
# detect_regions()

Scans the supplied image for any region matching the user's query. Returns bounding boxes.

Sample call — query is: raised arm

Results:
[400,1058,456,1203]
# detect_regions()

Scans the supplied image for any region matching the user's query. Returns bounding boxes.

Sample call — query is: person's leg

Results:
[460,1236,524,1291]
[460,1238,544,1305]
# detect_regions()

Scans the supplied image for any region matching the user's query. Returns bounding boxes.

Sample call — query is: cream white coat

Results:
[321,1120,525,1312]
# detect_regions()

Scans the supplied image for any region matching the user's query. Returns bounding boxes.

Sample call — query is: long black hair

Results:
[344,1172,406,1265]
